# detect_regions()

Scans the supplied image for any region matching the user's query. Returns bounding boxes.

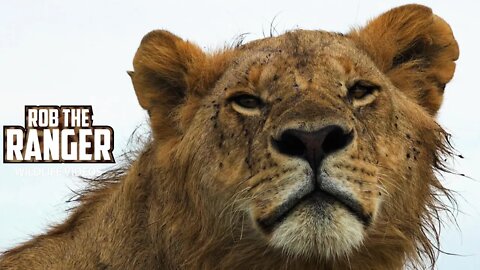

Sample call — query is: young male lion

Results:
[0,4,459,270]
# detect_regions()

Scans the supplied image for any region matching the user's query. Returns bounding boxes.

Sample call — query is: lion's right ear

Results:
[130,30,232,138]
[130,30,207,113]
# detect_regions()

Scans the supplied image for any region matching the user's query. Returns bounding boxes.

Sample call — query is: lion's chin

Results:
[266,196,365,259]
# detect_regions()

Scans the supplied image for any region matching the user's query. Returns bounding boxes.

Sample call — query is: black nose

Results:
[272,125,354,173]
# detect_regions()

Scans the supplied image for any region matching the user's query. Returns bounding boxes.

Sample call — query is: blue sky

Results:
[1,1,479,268]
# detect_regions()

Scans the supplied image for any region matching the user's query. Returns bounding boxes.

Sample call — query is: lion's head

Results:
[129,4,458,268]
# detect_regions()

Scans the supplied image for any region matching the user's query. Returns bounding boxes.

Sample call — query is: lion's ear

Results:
[348,4,459,114]
[130,30,232,137]
[130,30,207,112]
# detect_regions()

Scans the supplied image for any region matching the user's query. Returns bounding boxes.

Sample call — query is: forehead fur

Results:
[216,30,385,97]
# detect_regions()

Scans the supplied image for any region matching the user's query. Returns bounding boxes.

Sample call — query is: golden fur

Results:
[0,4,459,269]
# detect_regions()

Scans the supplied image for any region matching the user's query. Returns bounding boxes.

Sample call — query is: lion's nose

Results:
[272,125,354,173]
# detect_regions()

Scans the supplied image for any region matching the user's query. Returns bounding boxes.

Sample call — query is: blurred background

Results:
[1,1,479,268]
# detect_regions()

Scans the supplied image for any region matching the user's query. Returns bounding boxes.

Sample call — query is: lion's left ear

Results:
[348,4,459,114]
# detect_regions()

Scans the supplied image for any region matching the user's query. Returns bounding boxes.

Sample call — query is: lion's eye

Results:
[348,81,379,100]
[230,94,263,109]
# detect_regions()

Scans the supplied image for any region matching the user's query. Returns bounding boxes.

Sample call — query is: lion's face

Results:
[130,4,458,263]
[185,31,402,258]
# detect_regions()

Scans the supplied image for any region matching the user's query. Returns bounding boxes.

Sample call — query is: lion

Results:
[0,4,459,270]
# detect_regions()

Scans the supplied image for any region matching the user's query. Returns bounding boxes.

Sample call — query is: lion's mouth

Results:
[256,187,372,233]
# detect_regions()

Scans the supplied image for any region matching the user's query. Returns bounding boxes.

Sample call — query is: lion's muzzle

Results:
[253,124,371,232]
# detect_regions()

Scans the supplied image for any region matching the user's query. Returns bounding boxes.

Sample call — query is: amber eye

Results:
[230,94,263,109]
[348,81,379,100]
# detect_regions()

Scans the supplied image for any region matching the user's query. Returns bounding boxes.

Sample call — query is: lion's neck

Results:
[128,151,406,270]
